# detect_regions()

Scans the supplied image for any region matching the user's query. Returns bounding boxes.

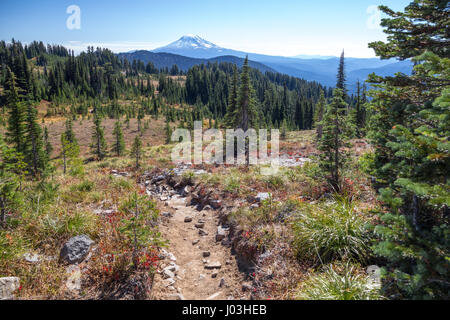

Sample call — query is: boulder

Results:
[0,277,20,300]
[59,235,94,265]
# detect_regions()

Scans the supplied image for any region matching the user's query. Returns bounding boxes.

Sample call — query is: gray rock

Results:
[199,229,208,236]
[163,269,175,279]
[192,239,200,245]
[367,265,381,283]
[168,252,177,262]
[219,278,226,287]
[202,205,212,211]
[184,216,193,223]
[23,252,41,263]
[163,278,176,287]
[0,277,20,300]
[202,251,211,257]
[59,235,94,265]
[162,212,172,218]
[212,272,218,278]
[256,192,271,202]
[216,226,227,242]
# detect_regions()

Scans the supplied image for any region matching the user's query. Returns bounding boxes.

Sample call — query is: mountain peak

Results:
[157,35,222,51]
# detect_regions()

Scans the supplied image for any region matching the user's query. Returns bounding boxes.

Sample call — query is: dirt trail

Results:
[152,194,249,300]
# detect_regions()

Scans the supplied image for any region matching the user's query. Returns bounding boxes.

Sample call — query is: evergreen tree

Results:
[336,50,347,99]
[61,132,82,175]
[130,135,143,169]
[0,134,23,227]
[90,115,108,161]
[64,118,78,146]
[228,57,258,131]
[314,90,326,140]
[112,120,126,156]
[367,0,450,299]
[24,100,46,177]
[318,88,351,192]
[224,65,239,127]
[5,68,26,155]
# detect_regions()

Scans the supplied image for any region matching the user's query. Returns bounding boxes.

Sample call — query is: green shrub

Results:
[296,264,383,300]
[292,195,371,264]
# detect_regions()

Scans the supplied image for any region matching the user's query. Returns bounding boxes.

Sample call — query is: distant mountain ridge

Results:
[118,51,275,74]
[120,35,413,92]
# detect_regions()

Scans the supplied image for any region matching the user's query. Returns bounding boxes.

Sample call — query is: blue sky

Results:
[0,0,410,57]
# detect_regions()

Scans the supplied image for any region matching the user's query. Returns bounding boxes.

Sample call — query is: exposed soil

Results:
[151,193,250,300]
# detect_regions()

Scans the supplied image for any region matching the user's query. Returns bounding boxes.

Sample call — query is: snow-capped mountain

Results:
[139,35,413,92]
[153,35,231,58]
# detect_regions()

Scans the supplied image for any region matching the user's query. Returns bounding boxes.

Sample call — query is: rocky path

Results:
[151,193,249,300]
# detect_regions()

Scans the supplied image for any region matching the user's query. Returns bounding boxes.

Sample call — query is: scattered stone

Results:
[23,252,41,263]
[199,274,206,280]
[205,262,222,270]
[250,204,259,210]
[199,229,208,236]
[212,272,218,278]
[162,212,171,218]
[216,226,227,242]
[256,192,271,203]
[163,269,175,279]
[184,216,193,223]
[0,277,20,300]
[163,278,176,287]
[206,292,222,300]
[195,222,205,229]
[168,252,177,262]
[219,278,226,287]
[192,239,200,245]
[164,264,179,273]
[202,251,211,258]
[59,235,94,265]
[202,205,212,211]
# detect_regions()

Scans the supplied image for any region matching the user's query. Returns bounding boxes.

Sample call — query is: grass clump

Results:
[296,264,383,300]
[292,195,371,264]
